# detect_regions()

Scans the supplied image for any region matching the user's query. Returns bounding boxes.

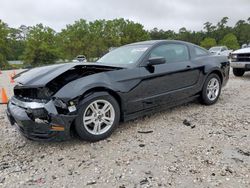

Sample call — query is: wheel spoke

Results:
[102,116,113,126]
[211,79,216,86]
[93,122,101,133]
[212,90,216,98]
[84,115,94,125]
[213,82,218,89]
[89,102,98,113]
[208,92,213,99]
[103,116,112,121]
[209,80,213,86]
[101,103,111,113]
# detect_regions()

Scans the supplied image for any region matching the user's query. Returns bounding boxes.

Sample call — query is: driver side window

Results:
[149,44,189,63]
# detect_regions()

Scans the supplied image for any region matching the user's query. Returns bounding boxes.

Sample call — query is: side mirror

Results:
[147,57,166,66]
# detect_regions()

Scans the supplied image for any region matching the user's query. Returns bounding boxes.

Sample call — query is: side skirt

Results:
[122,95,200,122]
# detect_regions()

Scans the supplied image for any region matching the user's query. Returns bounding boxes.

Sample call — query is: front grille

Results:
[234,53,250,62]
[14,86,53,100]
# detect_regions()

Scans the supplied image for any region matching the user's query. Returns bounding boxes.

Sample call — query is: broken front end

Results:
[6,64,120,141]
[6,87,78,141]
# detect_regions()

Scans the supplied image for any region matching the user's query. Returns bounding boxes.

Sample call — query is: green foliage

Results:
[7,27,26,60]
[58,18,150,60]
[23,24,60,65]
[200,38,217,49]
[0,20,10,69]
[1,17,250,67]
[150,17,250,49]
[234,20,250,45]
[150,28,176,40]
[219,33,240,50]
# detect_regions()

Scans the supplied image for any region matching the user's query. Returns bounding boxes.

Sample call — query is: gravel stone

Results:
[0,70,250,187]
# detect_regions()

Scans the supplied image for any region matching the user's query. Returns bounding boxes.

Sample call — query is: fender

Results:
[54,74,119,100]
[77,91,110,107]
[203,62,229,86]
[204,66,223,76]
[54,69,142,100]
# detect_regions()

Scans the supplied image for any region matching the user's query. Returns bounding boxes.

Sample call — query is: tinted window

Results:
[150,44,189,63]
[194,47,209,56]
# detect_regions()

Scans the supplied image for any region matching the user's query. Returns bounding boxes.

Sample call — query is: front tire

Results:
[233,68,245,77]
[75,93,120,142]
[201,74,221,105]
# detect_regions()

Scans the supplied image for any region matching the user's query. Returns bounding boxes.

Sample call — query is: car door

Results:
[138,43,202,108]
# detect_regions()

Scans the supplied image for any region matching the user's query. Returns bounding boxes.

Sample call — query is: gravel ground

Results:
[0,70,250,188]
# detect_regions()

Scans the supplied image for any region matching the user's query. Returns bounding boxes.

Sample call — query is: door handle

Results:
[186,65,191,69]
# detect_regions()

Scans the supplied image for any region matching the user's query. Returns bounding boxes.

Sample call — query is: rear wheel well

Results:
[209,70,223,84]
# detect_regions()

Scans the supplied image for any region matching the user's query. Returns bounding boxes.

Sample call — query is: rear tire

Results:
[75,93,120,142]
[201,74,221,105]
[233,68,245,77]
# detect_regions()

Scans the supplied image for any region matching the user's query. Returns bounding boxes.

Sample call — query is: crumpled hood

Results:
[232,47,250,54]
[15,62,122,87]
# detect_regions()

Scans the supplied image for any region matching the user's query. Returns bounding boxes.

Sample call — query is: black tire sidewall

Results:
[75,94,120,142]
[233,68,245,77]
[201,74,221,105]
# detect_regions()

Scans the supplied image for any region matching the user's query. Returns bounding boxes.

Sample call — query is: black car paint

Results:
[6,40,230,141]
[7,102,76,141]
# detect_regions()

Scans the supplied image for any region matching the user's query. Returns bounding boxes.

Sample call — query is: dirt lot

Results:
[0,70,250,188]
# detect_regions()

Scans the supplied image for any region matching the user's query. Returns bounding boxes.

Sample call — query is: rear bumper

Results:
[6,98,76,141]
[221,61,230,87]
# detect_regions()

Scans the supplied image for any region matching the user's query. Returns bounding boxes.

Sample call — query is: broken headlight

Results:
[37,87,54,99]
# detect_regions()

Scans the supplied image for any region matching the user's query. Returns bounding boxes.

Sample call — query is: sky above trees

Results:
[0,0,249,31]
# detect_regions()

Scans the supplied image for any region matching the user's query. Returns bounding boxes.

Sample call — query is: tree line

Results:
[0,17,250,69]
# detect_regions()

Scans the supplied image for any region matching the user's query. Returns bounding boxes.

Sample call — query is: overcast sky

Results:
[1,0,250,32]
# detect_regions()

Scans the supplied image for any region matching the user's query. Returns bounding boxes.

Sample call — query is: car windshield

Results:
[97,45,150,65]
[209,47,221,52]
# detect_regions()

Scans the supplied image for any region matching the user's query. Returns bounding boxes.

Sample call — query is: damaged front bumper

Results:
[6,97,77,141]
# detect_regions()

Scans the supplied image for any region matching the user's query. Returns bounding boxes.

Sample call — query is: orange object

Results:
[1,88,8,104]
[51,125,65,131]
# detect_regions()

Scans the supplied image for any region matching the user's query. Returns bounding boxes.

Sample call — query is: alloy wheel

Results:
[83,100,115,135]
[206,78,220,101]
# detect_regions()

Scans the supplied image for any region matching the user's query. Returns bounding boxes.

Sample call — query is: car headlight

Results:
[232,54,237,59]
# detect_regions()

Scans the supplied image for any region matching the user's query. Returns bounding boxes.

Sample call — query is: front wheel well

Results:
[71,87,123,135]
[79,87,122,113]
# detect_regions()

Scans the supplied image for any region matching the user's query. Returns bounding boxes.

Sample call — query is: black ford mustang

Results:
[6,40,230,141]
